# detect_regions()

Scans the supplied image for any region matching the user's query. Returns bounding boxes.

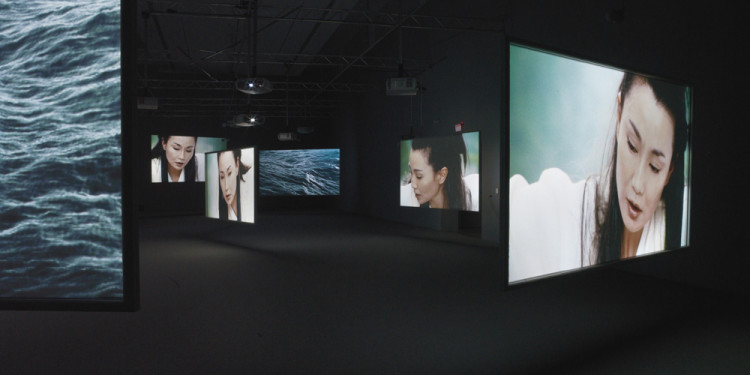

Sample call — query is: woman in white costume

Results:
[151,135,203,182]
[402,134,478,211]
[509,73,689,282]
[216,149,254,223]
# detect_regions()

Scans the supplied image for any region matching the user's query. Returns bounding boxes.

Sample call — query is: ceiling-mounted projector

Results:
[226,114,264,127]
[277,132,299,141]
[236,78,273,95]
[386,77,418,96]
[296,126,315,134]
[137,96,158,110]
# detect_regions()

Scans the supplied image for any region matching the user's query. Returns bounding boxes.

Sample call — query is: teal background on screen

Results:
[509,44,624,183]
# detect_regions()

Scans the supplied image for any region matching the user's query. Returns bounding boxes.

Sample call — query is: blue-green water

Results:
[0,1,122,298]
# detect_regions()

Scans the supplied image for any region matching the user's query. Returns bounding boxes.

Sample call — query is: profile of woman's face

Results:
[408,148,446,207]
[218,151,239,208]
[162,136,196,173]
[615,82,674,235]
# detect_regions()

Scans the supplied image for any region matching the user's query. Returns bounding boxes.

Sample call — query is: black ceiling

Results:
[135,0,506,124]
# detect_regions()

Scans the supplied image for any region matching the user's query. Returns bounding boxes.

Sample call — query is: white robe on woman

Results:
[508,168,664,283]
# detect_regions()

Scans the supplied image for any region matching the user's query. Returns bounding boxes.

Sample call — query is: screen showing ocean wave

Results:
[0,1,123,299]
[259,149,340,196]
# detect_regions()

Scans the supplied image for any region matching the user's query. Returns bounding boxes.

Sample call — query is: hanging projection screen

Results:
[507,42,692,285]
[399,132,480,212]
[1,1,135,309]
[259,149,341,196]
[149,135,227,183]
[205,147,257,224]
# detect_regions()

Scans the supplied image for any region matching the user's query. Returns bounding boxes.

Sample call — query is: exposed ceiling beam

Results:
[137,79,380,93]
[143,8,504,33]
[139,50,426,70]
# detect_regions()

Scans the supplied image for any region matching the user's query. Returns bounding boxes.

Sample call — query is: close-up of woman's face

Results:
[615,81,674,235]
[409,148,446,207]
[162,136,196,173]
[218,151,239,208]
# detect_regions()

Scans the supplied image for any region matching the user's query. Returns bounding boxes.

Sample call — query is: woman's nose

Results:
[632,165,645,195]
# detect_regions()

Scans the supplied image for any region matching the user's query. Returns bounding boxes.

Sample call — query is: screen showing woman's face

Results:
[162,136,196,173]
[218,151,239,207]
[615,82,674,235]
[409,148,445,207]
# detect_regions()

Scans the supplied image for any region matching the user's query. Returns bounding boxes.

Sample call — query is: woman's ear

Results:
[438,167,448,184]
[161,138,167,151]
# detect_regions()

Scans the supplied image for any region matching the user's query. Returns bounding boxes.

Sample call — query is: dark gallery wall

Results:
[504,0,749,293]
[351,30,503,243]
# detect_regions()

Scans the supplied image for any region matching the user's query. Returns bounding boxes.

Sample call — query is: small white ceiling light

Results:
[236,78,273,95]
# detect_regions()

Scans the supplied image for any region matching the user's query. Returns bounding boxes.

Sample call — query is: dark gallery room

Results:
[1,0,749,374]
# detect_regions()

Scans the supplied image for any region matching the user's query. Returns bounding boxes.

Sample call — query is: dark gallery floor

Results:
[1,211,748,374]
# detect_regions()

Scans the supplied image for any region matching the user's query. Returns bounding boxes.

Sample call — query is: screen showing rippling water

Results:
[0,1,123,299]
[259,149,340,196]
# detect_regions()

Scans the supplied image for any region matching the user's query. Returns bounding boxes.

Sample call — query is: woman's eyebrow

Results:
[628,119,641,141]
[651,148,666,159]
[630,119,667,158]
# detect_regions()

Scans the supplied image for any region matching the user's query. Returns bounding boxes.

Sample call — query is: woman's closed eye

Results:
[627,138,637,153]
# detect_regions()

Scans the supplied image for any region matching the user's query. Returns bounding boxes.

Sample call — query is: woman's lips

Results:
[627,199,642,220]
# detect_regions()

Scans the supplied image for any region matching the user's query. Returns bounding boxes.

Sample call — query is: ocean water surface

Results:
[260,149,340,196]
[0,1,123,299]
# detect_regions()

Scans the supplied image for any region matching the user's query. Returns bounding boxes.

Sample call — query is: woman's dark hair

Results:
[411,135,469,210]
[217,149,252,220]
[150,135,198,182]
[589,72,689,264]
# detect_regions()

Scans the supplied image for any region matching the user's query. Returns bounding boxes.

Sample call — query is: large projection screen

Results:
[205,147,256,224]
[149,135,227,183]
[1,1,136,309]
[400,132,480,212]
[507,42,692,285]
[259,149,340,196]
